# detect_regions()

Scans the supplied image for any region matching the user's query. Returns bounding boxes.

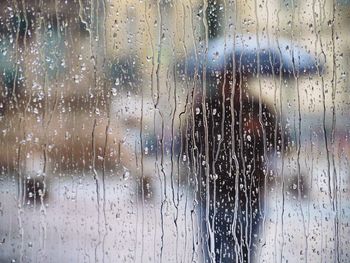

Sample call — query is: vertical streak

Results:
[139,79,145,263]
[144,1,156,107]
[12,1,23,261]
[237,52,247,263]
[315,0,327,260]
[274,7,284,263]
[187,0,201,260]
[253,1,269,262]
[178,2,190,261]
[330,0,339,261]
[21,0,29,50]
[92,118,101,262]
[170,6,180,257]
[155,0,163,108]
[228,3,241,262]
[158,111,166,263]
[99,0,108,261]
[289,4,308,260]
[201,0,215,261]
[101,105,109,263]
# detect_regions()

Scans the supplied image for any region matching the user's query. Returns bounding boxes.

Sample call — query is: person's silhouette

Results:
[185,71,281,262]
[179,35,322,262]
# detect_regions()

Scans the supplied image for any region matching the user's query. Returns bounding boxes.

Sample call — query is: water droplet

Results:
[111,88,117,96]
[123,170,130,180]
[74,75,80,83]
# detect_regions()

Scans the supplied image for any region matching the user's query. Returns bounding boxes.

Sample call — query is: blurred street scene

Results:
[0,0,350,262]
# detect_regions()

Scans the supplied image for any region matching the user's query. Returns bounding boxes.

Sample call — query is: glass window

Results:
[0,0,349,262]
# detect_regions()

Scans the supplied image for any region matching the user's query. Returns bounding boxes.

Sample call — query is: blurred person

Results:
[180,35,322,262]
[186,70,279,263]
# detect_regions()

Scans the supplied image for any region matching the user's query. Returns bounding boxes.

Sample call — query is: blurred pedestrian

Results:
[180,35,323,262]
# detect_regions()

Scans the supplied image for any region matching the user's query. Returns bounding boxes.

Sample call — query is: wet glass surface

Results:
[0,0,350,262]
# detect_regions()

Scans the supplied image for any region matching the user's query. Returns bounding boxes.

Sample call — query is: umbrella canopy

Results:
[178,35,325,78]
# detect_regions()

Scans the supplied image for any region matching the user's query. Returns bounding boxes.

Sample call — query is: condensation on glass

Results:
[0,0,349,262]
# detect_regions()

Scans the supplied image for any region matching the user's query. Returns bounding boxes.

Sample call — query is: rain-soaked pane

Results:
[0,0,349,262]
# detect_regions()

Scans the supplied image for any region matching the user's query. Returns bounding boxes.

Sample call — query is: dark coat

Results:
[184,72,283,262]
